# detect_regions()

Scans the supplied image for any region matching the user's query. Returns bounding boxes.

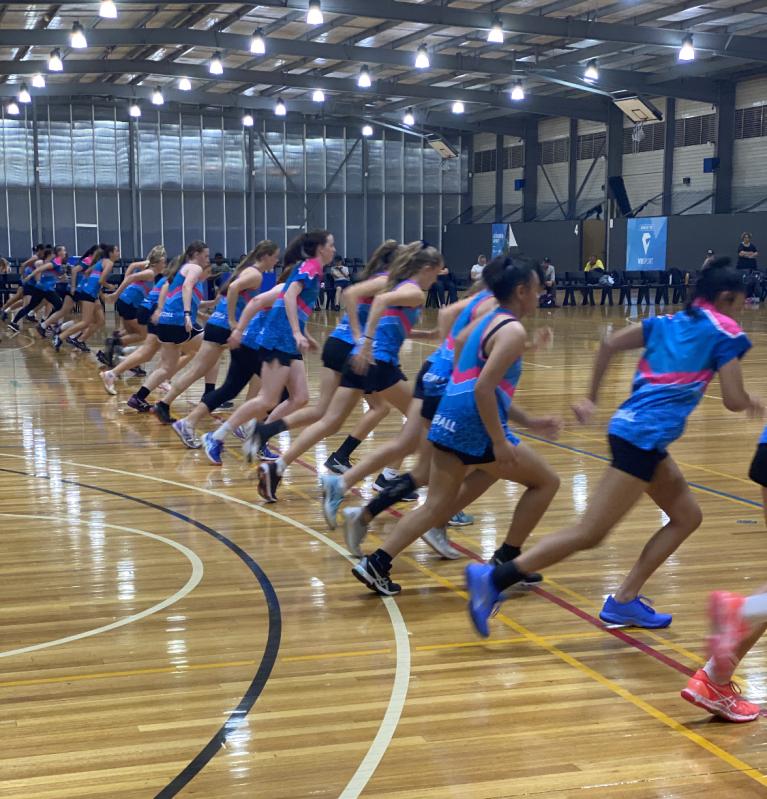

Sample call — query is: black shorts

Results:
[340,359,407,394]
[147,322,159,337]
[608,434,668,482]
[136,305,155,326]
[157,323,203,344]
[321,336,353,373]
[260,348,302,367]
[22,284,34,296]
[413,359,432,400]
[203,323,230,345]
[74,290,97,304]
[749,444,767,487]
[433,441,495,466]
[335,279,350,289]
[421,394,442,422]
[55,285,72,300]
[115,298,139,320]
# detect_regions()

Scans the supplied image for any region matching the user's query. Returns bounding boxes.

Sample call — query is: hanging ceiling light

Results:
[275,98,287,117]
[306,0,323,25]
[151,86,164,105]
[129,102,141,118]
[584,59,599,81]
[209,52,224,75]
[250,28,266,55]
[70,21,87,49]
[451,100,465,114]
[18,84,31,104]
[403,108,415,126]
[312,88,325,102]
[415,45,430,69]
[510,80,525,101]
[487,18,504,44]
[362,124,373,137]
[48,49,63,71]
[178,77,191,91]
[242,113,254,127]
[357,64,372,88]
[32,73,46,89]
[99,0,117,19]
[6,102,20,116]
[679,34,695,61]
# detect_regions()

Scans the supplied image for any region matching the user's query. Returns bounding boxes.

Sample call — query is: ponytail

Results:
[360,239,399,280]
[221,240,278,294]
[167,240,208,282]
[687,256,745,315]
[385,241,443,289]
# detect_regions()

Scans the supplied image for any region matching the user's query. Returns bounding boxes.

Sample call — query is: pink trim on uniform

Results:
[693,299,744,338]
[296,296,312,317]
[298,257,322,280]
[381,308,416,333]
[637,357,714,386]
[452,365,481,384]
[498,379,517,399]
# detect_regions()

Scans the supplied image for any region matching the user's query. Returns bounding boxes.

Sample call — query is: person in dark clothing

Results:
[737,233,760,302]
[437,267,458,306]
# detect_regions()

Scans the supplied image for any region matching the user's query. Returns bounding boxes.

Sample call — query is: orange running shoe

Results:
[681,669,760,723]
[708,590,749,679]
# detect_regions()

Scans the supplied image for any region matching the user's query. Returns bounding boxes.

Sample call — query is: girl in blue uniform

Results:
[154,240,279,426]
[255,241,443,502]
[244,240,399,470]
[127,240,211,412]
[352,256,560,596]
[468,259,761,637]
[200,229,335,464]
[10,247,64,332]
[3,245,45,327]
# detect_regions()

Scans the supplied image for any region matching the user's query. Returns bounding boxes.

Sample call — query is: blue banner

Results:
[626,216,668,272]
[491,224,507,258]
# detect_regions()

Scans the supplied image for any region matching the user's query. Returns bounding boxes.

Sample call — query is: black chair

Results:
[669,268,688,304]
[561,272,578,306]
[646,270,669,305]
[580,271,596,306]
[599,272,618,306]
[618,271,635,305]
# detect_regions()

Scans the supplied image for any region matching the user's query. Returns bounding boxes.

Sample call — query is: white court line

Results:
[0,455,410,799]
[0,512,203,659]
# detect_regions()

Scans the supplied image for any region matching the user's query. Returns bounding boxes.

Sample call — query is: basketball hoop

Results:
[631,121,646,143]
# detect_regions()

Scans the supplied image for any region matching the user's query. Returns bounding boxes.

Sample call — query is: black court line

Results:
[0,466,281,799]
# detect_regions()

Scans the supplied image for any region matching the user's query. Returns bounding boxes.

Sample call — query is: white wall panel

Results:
[473,172,495,207]
[539,118,570,140]
[672,143,715,213]
[537,162,568,218]
[736,78,767,108]
[623,151,663,216]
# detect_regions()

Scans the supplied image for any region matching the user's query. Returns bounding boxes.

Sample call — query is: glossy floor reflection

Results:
[2,301,767,797]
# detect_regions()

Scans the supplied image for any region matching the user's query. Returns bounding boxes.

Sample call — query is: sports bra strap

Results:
[480,315,518,360]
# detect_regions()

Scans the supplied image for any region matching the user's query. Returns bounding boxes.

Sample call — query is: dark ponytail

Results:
[279,229,331,283]
[483,254,542,303]
[686,257,744,315]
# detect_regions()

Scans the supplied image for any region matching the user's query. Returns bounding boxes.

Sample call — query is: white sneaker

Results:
[421,527,463,560]
[343,507,368,558]
[100,370,117,396]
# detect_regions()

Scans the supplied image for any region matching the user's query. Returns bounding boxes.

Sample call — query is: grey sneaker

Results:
[421,527,463,560]
[343,507,368,558]
[172,419,201,449]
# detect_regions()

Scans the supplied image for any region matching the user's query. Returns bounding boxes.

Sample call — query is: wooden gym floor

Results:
[3,299,767,798]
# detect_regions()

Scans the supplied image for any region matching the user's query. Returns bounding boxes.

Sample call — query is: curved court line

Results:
[0,512,203,659]
[0,455,409,799]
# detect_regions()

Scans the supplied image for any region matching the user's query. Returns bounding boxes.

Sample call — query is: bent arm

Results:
[585,324,645,404]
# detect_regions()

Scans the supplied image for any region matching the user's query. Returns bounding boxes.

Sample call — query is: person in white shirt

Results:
[470,254,487,283]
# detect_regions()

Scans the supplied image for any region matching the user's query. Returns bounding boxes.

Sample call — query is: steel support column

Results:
[522,119,538,222]
[567,118,578,219]
[494,133,504,223]
[714,82,735,214]
[662,97,675,216]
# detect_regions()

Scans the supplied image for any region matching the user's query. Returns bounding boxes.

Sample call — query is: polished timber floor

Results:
[3,299,767,798]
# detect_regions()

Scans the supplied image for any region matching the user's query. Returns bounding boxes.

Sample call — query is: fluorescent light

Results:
[48,49,63,72]
[452,100,465,114]
[312,88,325,102]
[178,77,191,91]
[250,28,266,55]
[209,52,224,75]
[306,0,323,25]
[242,113,254,127]
[362,124,373,136]
[584,59,599,81]
[275,98,286,117]
[357,64,372,88]
[403,109,415,126]
[151,87,164,105]
[129,102,141,118]
[70,21,87,49]
[415,45,430,69]
[6,102,20,116]
[32,73,46,88]
[18,84,31,104]
[679,34,695,61]
[487,19,504,44]
[99,0,117,18]
[511,80,525,101]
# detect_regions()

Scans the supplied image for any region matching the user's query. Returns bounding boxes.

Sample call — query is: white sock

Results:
[276,457,286,475]
[61,320,74,330]
[743,593,767,624]
[383,467,399,480]
[212,422,230,442]
[702,657,730,684]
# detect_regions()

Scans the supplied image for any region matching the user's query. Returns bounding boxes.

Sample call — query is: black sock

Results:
[492,560,524,592]
[204,382,215,396]
[260,418,287,441]
[494,543,521,563]
[368,548,392,574]
[335,435,361,460]
[136,386,151,402]
[366,474,416,520]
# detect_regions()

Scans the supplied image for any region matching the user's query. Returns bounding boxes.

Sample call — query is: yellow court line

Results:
[400,555,767,790]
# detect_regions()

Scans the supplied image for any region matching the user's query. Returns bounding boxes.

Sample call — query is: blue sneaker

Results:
[465,563,502,638]
[202,432,224,466]
[321,473,345,530]
[599,595,672,629]
[448,511,474,527]
[259,443,280,462]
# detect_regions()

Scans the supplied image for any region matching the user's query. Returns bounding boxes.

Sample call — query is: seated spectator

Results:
[470,254,487,283]
[331,255,350,311]
[540,257,556,307]
[702,248,716,269]
[437,267,458,306]
[584,254,604,272]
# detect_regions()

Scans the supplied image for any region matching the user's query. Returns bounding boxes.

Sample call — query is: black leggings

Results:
[202,345,262,412]
[13,287,63,323]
